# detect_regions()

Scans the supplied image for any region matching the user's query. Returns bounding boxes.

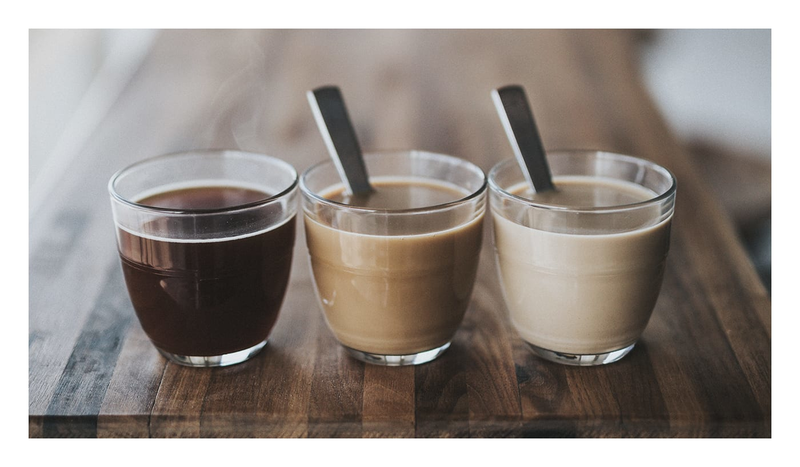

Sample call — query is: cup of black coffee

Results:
[108,150,298,367]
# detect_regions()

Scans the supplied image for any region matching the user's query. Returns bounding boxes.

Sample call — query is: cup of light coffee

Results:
[300,150,487,366]
[489,150,676,366]
[108,150,298,367]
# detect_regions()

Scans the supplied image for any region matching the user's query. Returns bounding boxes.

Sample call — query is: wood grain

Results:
[29,29,770,438]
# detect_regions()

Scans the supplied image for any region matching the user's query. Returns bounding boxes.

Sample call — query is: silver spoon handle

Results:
[307,86,373,195]
[491,85,555,193]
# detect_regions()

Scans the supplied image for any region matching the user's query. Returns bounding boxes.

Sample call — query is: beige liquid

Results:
[493,176,671,355]
[330,180,463,209]
[305,178,483,355]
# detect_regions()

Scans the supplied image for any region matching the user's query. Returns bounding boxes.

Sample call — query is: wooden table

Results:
[29,29,771,438]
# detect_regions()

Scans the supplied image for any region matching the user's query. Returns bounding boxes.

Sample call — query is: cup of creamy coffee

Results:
[300,150,487,366]
[489,150,676,366]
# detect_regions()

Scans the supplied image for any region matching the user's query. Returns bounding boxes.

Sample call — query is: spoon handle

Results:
[492,85,555,192]
[307,86,373,195]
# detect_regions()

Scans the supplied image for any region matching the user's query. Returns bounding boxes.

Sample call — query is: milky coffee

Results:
[493,176,672,355]
[305,178,484,355]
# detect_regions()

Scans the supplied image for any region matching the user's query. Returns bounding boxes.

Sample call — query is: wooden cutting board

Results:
[29,29,770,437]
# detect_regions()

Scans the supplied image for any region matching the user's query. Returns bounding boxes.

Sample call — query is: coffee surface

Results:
[516,176,657,208]
[118,185,295,357]
[137,185,269,210]
[325,178,466,209]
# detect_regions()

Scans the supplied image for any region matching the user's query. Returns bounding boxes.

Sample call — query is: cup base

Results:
[526,342,636,366]
[343,341,451,366]
[156,339,268,367]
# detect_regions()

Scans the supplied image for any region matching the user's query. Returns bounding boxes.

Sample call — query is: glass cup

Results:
[489,150,676,366]
[108,150,298,367]
[300,150,487,366]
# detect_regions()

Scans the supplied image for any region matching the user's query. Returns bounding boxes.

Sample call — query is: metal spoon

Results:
[491,84,556,193]
[307,85,373,196]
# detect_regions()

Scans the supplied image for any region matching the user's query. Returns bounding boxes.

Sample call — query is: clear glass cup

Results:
[489,150,676,366]
[108,150,298,367]
[300,150,487,366]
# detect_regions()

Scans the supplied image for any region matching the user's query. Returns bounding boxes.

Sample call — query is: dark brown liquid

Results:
[140,185,269,209]
[117,186,295,356]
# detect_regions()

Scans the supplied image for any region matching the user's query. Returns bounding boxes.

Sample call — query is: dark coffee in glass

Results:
[109,151,298,367]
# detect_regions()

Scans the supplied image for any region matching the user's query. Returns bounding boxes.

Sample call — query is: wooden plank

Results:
[198,357,265,438]
[249,265,320,438]
[149,363,212,438]
[307,325,365,438]
[29,212,120,425]
[463,241,523,437]
[40,264,134,437]
[362,365,415,438]
[414,349,469,438]
[97,325,166,438]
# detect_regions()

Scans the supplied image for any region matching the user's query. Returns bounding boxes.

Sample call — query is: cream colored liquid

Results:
[329,179,464,209]
[524,176,657,208]
[305,178,483,355]
[493,177,671,354]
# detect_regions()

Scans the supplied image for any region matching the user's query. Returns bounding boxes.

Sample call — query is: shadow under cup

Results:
[108,150,298,367]
[489,150,677,366]
[300,151,487,366]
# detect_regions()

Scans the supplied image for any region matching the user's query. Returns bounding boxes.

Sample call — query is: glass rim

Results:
[299,150,488,214]
[488,150,677,214]
[108,149,299,215]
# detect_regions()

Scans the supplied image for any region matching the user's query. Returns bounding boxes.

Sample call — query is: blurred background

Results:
[29,29,771,290]
[638,30,771,291]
